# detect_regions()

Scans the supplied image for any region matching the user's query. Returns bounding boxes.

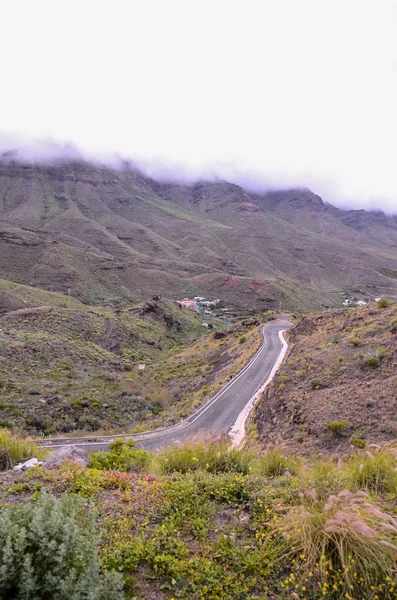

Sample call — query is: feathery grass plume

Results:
[151,434,253,474]
[344,443,397,494]
[252,446,301,477]
[280,488,397,595]
[0,428,47,470]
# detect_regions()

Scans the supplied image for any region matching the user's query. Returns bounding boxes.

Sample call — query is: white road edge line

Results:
[229,328,288,448]
[183,327,268,427]
[41,323,287,449]
[41,325,271,447]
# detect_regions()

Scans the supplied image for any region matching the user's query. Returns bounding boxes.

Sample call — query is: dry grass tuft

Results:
[152,434,253,475]
[281,488,397,593]
[253,447,301,477]
[344,442,397,493]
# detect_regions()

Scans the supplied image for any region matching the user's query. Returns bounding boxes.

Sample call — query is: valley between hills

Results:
[1,157,397,600]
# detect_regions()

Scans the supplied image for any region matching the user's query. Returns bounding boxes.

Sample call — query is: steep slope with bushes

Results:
[255,299,397,454]
[0,278,207,434]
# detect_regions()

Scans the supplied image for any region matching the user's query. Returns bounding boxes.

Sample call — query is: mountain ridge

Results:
[0,157,397,310]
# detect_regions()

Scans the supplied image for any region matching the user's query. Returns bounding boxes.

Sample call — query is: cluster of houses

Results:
[342,295,387,307]
[176,296,220,315]
[342,298,367,307]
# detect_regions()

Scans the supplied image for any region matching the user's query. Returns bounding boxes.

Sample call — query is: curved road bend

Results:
[45,321,290,453]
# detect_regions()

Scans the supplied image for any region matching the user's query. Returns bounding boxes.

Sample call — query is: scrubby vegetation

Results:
[88,438,152,472]
[2,438,397,599]
[256,300,397,453]
[326,419,349,436]
[0,278,262,436]
[378,297,391,309]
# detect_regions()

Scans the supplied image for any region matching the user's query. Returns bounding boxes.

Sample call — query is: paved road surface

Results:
[43,322,289,453]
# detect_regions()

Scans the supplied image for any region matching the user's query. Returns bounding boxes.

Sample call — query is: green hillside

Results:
[0,279,206,434]
[0,278,266,436]
[1,158,397,311]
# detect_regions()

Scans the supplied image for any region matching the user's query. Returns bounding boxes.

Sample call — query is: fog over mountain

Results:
[1,149,397,313]
[1,133,396,217]
[1,1,397,213]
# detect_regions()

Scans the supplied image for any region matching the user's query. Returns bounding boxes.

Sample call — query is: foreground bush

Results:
[281,488,397,596]
[4,439,397,598]
[0,492,124,600]
[89,438,152,472]
[0,428,47,470]
[153,436,252,474]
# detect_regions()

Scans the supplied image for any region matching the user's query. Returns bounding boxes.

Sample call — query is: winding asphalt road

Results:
[42,321,289,453]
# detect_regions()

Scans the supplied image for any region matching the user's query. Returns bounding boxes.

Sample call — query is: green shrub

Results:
[344,445,397,493]
[351,436,366,449]
[0,429,47,470]
[27,387,41,395]
[89,439,152,472]
[153,437,252,475]
[239,336,247,344]
[326,420,349,436]
[253,448,301,477]
[60,466,107,498]
[157,476,214,539]
[377,346,390,359]
[128,424,147,434]
[377,297,390,309]
[349,337,362,346]
[199,472,251,504]
[310,378,325,389]
[364,356,380,368]
[0,493,124,600]
[247,421,259,441]
[390,316,397,328]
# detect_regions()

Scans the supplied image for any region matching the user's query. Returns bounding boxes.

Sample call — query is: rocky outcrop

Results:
[42,445,89,469]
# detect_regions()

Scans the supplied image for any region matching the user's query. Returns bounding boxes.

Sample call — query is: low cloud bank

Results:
[0,133,395,216]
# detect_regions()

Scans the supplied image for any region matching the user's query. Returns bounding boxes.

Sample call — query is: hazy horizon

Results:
[1,1,397,214]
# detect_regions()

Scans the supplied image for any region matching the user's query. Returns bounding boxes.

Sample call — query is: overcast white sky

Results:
[1,1,397,212]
